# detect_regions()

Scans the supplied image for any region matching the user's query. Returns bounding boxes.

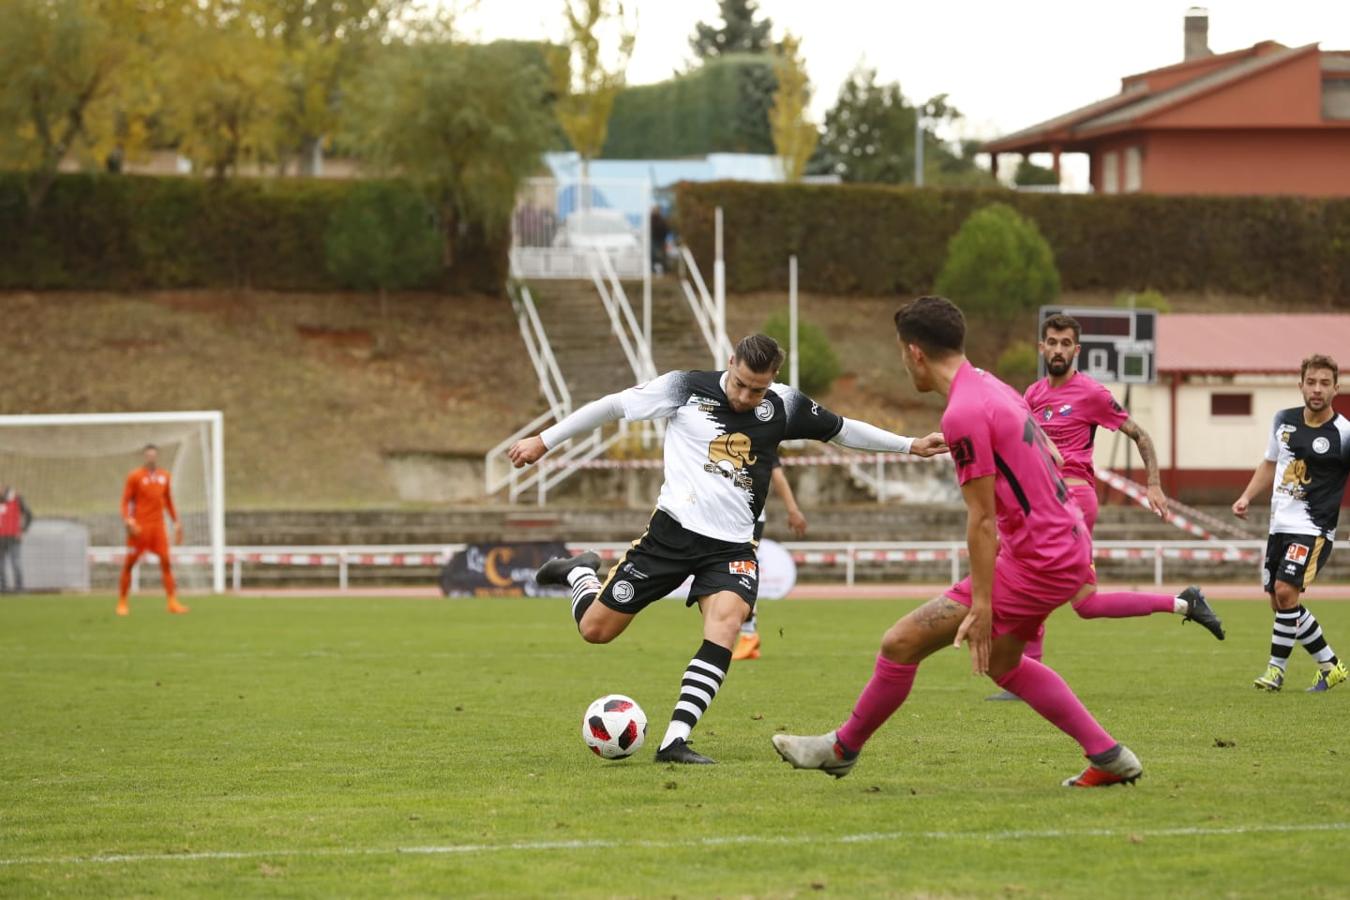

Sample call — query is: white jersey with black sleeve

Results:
[1264,407,1350,538]
[618,370,844,543]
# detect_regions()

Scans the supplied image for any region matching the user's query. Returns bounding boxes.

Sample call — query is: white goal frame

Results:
[0,411,226,593]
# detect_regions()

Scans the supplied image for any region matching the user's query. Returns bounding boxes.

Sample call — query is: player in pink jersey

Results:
[984,314,1224,699]
[773,296,1208,787]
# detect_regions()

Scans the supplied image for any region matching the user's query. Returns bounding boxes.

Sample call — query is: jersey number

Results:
[1023,416,1069,505]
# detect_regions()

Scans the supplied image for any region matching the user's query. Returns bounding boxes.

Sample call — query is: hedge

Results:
[0,173,508,293]
[674,181,1350,303]
[602,54,776,159]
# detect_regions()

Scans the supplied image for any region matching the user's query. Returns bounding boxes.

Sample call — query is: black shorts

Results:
[598,510,759,614]
[1264,532,1335,592]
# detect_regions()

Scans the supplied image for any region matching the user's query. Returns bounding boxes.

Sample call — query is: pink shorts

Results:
[945,531,1095,642]
[1068,482,1099,532]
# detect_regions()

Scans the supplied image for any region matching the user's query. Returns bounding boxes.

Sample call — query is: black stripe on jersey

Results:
[994,452,1031,515]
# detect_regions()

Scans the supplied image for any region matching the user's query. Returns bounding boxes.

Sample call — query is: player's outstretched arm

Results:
[830,418,948,457]
[1118,417,1168,516]
[507,394,627,468]
[956,474,997,675]
[1232,459,1275,519]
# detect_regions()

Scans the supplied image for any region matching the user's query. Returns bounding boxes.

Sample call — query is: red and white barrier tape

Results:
[1094,469,1215,540]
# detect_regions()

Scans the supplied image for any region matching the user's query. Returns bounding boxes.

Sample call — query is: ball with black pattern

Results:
[581,694,648,760]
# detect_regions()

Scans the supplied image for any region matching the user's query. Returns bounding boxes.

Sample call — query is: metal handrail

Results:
[520,283,572,417]
[679,244,732,359]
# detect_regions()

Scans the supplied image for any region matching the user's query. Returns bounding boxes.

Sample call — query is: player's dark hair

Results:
[733,333,784,374]
[893,296,965,357]
[143,443,158,452]
[1041,314,1081,342]
[1301,354,1339,383]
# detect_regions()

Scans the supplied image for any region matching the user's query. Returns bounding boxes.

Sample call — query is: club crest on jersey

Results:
[755,400,774,421]
[1284,544,1310,564]
[1313,436,1331,454]
[1058,404,1073,416]
[729,560,758,579]
[704,432,756,490]
[1042,407,1054,422]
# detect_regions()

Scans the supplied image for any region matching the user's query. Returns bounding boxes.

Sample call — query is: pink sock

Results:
[1075,591,1174,619]
[1022,630,1045,663]
[836,655,917,751]
[996,658,1116,756]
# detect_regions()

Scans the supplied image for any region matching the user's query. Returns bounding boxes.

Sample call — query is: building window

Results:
[1124,146,1142,192]
[1211,393,1252,417]
[1101,151,1119,194]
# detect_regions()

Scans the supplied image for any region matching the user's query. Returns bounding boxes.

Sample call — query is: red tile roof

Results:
[1158,314,1350,373]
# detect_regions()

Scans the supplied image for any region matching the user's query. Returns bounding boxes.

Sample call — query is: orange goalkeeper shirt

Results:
[122,467,177,531]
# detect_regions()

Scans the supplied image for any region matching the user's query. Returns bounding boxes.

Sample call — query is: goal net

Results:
[0,412,225,594]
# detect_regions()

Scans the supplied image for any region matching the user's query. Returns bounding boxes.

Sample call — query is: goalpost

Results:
[0,412,226,594]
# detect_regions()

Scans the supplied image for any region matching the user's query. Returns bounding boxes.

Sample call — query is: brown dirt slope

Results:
[0,291,542,508]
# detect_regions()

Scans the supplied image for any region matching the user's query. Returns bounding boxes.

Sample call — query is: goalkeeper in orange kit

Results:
[116,444,188,616]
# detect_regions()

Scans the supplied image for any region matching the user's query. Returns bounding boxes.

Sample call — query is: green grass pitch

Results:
[2,594,1348,897]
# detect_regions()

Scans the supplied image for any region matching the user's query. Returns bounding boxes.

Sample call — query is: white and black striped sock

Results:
[1294,605,1340,668]
[566,566,601,627]
[659,639,731,751]
[1268,608,1300,671]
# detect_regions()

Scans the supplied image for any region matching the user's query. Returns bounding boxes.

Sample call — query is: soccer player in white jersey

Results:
[1234,354,1350,692]
[509,334,948,764]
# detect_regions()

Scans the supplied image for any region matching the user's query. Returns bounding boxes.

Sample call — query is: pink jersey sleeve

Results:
[1088,381,1130,431]
[942,400,995,486]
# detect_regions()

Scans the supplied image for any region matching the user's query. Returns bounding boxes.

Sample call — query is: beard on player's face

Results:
[1044,354,1072,376]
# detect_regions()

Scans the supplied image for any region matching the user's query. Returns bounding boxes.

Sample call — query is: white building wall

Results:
[1092,375,1301,472]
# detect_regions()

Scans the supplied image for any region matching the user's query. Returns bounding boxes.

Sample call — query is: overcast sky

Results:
[456,1,1350,188]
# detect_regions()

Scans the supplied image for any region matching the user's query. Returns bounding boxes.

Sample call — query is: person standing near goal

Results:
[509,334,948,764]
[1234,354,1349,693]
[117,444,188,616]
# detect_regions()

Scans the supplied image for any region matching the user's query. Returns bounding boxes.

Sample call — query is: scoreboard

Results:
[1037,306,1157,384]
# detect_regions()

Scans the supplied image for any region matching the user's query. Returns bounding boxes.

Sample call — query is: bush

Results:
[935,203,1060,341]
[760,310,841,397]
[995,340,1040,391]
[0,172,507,292]
[325,182,442,296]
[673,180,1350,303]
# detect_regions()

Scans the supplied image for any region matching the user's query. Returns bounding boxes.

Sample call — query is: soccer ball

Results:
[582,694,647,759]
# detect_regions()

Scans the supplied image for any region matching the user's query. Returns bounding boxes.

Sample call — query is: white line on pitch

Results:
[2,822,1347,868]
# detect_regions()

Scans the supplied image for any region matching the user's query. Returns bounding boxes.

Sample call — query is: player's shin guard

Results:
[160,559,177,600]
[996,658,1116,757]
[1074,591,1175,618]
[566,568,601,628]
[658,640,730,751]
[1269,608,1300,671]
[835,655,917,753]
[1295,605,1340,668]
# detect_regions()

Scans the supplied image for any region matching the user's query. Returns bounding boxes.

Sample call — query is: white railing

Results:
[679,244,732,363]
[90,538,1297,592]
[486,279,574,497]
[590,252,656,385]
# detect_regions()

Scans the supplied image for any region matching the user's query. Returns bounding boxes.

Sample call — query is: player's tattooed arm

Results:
[1120,417,1169,517]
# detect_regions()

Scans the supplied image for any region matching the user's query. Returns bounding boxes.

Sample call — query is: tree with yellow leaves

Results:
[768,33,818,183]
[549,0,635,180]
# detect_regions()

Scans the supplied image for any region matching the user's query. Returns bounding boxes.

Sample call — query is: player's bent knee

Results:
[577,619,619,644]
[880,623,923,664]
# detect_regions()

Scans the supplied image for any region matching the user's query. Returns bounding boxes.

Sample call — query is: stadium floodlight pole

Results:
[914,109,925,187]
[789,254,800,390]
[643,182,652,369]
[714,206,727,357]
